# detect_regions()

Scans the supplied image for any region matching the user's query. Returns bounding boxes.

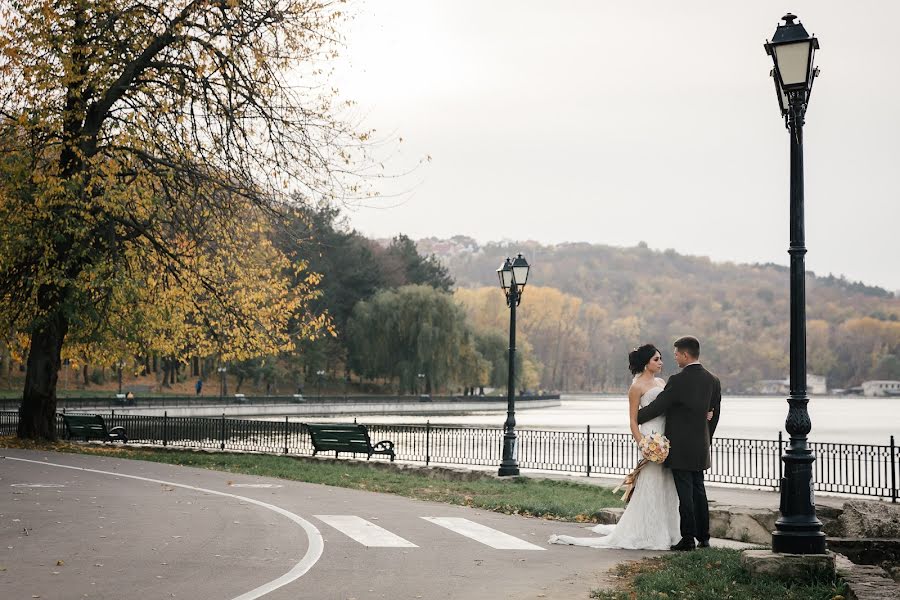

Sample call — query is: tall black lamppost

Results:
[765,13,826,555]
[497,253,530,477]
[417,373,426,396]
[217,366,227,401]
[316,369,325,402]
[117,360,125,395]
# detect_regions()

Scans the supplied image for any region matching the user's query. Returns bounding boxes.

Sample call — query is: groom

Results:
[637,335,721,551]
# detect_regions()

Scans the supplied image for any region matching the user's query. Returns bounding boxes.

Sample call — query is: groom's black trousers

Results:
[671,469,709,542]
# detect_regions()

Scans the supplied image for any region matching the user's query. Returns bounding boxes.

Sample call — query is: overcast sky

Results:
[331,1,900,291]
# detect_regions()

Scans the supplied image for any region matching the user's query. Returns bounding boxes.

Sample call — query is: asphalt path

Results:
[1,449,658,600]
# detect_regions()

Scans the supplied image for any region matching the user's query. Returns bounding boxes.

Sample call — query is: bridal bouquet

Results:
[639,432,670,464]
[613,433,672,502]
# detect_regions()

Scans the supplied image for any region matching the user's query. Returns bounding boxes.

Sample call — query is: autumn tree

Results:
[384,234,454,292]
[346,285,475,394]
[0,0,360,438]
[470,329,537,393]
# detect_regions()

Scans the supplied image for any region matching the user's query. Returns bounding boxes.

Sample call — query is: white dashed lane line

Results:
[422,517,546,550]
[315,515,418,547]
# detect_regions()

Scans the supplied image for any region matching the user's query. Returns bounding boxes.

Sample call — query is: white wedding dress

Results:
[548,386,681,550]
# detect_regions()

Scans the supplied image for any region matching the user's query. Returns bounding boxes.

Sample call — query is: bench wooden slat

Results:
[306,423,394,461]
[61,414,127,443]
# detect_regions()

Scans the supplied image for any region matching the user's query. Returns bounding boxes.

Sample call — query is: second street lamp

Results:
[764,13,826,555]
[316,369,326,402]
[417,372,426,397]
[117,360,125,395]
[497,253,530,477]
[217,366,227,400]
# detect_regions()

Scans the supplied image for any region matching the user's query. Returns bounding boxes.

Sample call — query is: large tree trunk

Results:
[160,358,171,388]
[18,312,68,440]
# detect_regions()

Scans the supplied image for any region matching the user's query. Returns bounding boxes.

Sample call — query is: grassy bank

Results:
[593,547,847,600]
[0,437,623,521]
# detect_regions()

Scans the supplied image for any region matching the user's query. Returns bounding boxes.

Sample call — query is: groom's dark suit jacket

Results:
[637,364,721,472]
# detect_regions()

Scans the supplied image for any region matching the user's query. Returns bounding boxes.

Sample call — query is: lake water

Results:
[294,395,899,446]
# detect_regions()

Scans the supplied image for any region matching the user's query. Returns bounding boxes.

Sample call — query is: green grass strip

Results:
[592,547,847,600]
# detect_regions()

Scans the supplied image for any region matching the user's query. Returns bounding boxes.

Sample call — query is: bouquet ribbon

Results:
[613,458,649,503]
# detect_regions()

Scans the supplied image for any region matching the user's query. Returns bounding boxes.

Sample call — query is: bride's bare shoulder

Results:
[629,381,651,398]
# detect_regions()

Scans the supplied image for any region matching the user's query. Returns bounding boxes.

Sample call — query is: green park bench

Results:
[61,414,128,443]
[305,423,395,461]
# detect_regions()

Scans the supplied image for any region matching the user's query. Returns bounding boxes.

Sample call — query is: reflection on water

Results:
[287,395,898,445]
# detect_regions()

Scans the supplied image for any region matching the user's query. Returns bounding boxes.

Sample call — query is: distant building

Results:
[756,380,789,395]
[753,374,828,395]
[861,380,900,397]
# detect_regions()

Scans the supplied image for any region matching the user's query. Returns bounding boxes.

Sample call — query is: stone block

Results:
[709,505,730,539]
[838,501,900,539]
[593,507,623,525]
[709,504,778,545]
[727,506,777,545]
[819,505,845,536]
[741,549,835,582]
[817,505,844,520]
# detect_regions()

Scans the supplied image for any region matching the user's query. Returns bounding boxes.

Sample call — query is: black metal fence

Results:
[1,411,895,501]
[0,394,559,412]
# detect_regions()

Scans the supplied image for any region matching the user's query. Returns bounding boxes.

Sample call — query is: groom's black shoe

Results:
[697,540,711,548]
[670,538,696,552]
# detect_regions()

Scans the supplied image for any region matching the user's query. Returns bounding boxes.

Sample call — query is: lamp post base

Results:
[498,461,520,477]
[772,445,827,554]
[772,530,827,554]
[498,432,519,477]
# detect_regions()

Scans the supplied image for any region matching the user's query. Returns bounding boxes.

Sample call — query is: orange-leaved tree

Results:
[0,0,360,438]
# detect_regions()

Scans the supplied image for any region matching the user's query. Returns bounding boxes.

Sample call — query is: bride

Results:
[549,344,681,550]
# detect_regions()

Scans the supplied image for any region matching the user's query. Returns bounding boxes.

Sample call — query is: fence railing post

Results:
[163,411,168,447]
[426,420,431,466]
[891,435,897,504]
[586,425,591,478]
[778,430,783,486]
[220,413,226,450]
[284,416,289,454]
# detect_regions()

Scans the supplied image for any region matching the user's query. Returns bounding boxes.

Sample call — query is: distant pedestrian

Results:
[196,378,203,396]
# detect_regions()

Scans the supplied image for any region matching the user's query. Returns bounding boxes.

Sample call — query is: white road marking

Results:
[10,483,66,488]
[4,456,323,600]
[230,483,283,488]
[315,515,418,547]
[422,517,545,550]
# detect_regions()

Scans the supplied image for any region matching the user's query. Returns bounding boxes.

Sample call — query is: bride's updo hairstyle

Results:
[628,344,660,376]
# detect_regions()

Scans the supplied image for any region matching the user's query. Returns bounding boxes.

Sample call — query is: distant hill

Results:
[419,237,900,392]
